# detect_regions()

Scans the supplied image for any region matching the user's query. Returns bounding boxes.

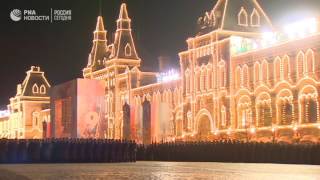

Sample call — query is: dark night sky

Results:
[0,0,319,106]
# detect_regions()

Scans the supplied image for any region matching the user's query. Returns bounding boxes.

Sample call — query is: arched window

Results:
[40,85,46,94]
[218,61,226,87]
[261,60,268,83]
[250,8,260,27]
[281,103,293,125]
[238,7,248,26]
[200,65,206,91]
[210,12,216,26]
[282,55,290,80]
[235,66,241,89]
[195,67,200,92]
[185,69,190,94]
[203,13,209,26]
[242,65,249,88]
[306,49,315,75]
[207,64,212,90]
[274,57,281,82]
[32,84,39,94]
[237,96,252,128]
[256,93,272,127]
[277,89,293,125]
[254,62,260,84]
[221,105,227,127]
[296,51,305,79]
[125,43,132,56]
[299,86,319,124]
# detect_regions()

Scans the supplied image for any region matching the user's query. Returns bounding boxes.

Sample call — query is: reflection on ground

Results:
[0,161,319,180]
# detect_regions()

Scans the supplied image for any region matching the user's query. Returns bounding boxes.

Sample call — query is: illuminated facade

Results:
[1,1,320,143]
[83,2,320,143]
[0,66,50,139]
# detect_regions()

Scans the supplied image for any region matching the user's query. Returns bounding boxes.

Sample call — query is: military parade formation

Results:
[0,139,136,163]
[138,140,320,165]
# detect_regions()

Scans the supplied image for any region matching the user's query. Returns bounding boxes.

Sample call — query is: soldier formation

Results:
[1,138,319,165]
[137,140,320,165]
[0,138,137,163]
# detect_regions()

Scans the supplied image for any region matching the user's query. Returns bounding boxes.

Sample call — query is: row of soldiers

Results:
[0,138,137,163]
[137,140,320,165]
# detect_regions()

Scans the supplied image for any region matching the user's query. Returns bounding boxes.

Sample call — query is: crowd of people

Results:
[1,139,319,165]
[0,138,137,163]
[137,140,320,165]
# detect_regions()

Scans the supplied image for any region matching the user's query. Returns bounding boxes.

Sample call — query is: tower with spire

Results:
[84,16,109,74]
[83,3,143,139]
[83,3,141,79]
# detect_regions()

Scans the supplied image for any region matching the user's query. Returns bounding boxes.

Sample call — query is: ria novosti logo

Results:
[9,9,71,22]
[10,9,22,21]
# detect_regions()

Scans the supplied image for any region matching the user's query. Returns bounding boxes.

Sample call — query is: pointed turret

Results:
[87,16,109,71]
[112,3,139,60]
[197,0,273,35]
[119,3,129,20]
[96,16,105,31]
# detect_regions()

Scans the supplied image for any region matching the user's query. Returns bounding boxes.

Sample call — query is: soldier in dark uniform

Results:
[7,139,17,163]
[17,139,27,163]
[102,139,110,162]
[0,139,8,163]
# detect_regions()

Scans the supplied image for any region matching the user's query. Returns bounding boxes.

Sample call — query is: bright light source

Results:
[283,18,318,40]
[0,110,10,118]
[227,127,232,135]
[213,130,219,136]
[250,127,256,134]
[157,69,180,83]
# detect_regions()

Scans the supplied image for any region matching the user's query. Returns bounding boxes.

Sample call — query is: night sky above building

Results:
[0,0,319,106]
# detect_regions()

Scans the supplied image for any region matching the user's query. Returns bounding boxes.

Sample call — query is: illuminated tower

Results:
[83,3,141,139]
[83,16,109,77]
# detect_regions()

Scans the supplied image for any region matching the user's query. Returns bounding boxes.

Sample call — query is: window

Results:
[235,66,241,89]
[242,65,249,88]
[125,43,132,56]
[282,55,290,80]
[218,61,226,87]
[306,49,315,75]
[32,112,40,128]
[254,62,261,84]
[261,60,269,83]
[195,67,200,92]
[210,13,216,26]
[185,69,190,94]
[32,84,39,94]
[274,57,281,82]
[207,65,212,90]
[221,106,226,127]
[296,51,305,79]
[200,65,206,91]
[238,7,248,26]
[40,85,46,94]
[250,8,260,27]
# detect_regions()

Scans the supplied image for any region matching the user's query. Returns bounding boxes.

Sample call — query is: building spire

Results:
[86,16,108,71]
[112,3,139,61]
[96,16,105,31]
[117,3,131,30]
[94,16,107,41]
[119,3,129,19]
